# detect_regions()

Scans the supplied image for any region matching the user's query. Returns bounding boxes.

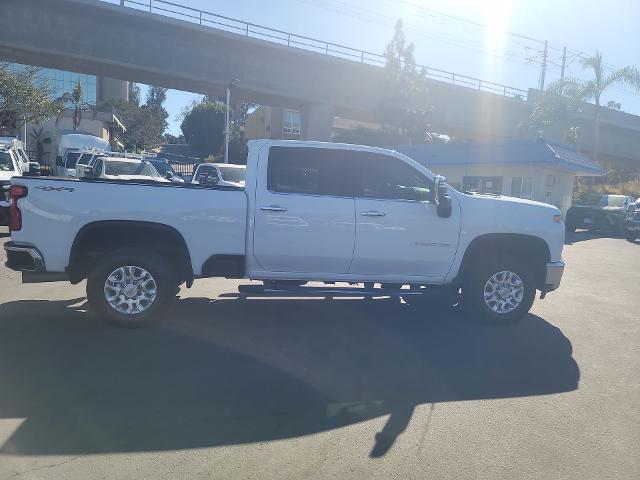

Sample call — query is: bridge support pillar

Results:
[303,103,333,141]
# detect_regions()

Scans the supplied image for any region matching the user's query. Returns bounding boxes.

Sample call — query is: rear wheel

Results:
[462,256,536,324]
[87,248,178,328]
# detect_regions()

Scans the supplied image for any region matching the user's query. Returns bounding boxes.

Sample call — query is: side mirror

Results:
[56,156,63,167]
[433,175,452,218]
[165,171,174,180]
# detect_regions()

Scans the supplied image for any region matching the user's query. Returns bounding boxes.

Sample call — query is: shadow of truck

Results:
[0,296,579,457]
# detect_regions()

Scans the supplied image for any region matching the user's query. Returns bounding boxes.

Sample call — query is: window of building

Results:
[282,110,301,135]
[267,147,353,197]
[462,176,503,195]
[511,176,533,199]
[354,152,433,202]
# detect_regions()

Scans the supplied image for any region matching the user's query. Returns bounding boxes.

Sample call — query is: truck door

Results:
[252,146,356,274]
[349,151,461,280]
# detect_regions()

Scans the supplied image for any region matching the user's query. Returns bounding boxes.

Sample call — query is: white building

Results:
[394,140,604,214]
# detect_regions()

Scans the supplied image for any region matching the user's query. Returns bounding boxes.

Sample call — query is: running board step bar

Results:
[237,284,432,297]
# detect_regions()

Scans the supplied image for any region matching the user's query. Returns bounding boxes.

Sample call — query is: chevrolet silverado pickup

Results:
[4,140,565,327]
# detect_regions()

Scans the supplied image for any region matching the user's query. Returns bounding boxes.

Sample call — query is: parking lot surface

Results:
[0,227,638,479]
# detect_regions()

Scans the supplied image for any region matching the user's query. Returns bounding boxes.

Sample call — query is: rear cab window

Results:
[267,146,354,197]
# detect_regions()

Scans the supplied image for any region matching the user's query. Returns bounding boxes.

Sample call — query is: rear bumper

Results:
[544,261,565,292]
[4,242,45,272]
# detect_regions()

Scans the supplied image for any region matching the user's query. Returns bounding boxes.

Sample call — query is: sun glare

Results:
[482,0,512,51]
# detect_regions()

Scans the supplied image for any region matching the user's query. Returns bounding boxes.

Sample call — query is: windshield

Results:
[104,160,158,177]
[219,166,245,183]
[0,152,14,172]
[65,152,82,169]
[151,161,174,176]
[590,195,626,207]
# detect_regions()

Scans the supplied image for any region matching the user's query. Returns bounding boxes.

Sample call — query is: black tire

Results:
[86,247,178,328]
[462,256,536,324]
[626,231,638,243]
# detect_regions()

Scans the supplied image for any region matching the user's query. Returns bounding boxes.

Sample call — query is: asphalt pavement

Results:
[0,227,638,479]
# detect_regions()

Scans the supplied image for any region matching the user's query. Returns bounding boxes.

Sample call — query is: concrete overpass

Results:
[1,0,639,164]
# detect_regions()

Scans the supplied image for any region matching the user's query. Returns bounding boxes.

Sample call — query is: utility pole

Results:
[560,46,567,86]
[224,79,239,164]
[539,40,548,90]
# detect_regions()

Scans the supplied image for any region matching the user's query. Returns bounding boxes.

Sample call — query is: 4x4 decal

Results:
[35,186,76,193]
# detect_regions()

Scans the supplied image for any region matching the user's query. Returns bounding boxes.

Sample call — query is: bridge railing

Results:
[117,0,528,99]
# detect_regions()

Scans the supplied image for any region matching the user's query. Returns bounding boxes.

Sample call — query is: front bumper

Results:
[544,261,565,292]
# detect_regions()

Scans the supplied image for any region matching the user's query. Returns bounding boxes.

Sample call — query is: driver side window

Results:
[355,152,433,202]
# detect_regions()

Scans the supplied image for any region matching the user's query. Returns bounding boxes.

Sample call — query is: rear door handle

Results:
[360,211,386,217]
[260,205,287,212]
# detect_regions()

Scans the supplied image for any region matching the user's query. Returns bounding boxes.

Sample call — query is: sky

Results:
[123,0,640,136]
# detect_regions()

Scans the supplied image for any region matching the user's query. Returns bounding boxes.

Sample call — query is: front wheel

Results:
[86,248,178,328]
[462,257,536,324]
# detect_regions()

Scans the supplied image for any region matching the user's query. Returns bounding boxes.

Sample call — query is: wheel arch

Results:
[68,220,193,285]
[455,233,551,290]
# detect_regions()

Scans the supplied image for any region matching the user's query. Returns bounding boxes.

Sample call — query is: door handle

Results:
[360,210,386,217]
[260,205,287,212]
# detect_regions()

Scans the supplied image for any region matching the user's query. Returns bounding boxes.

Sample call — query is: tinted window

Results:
[354,152,433,201]
[267,147,354,197]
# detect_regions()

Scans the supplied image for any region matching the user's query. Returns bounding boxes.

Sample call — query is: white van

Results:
[55,133,110,177]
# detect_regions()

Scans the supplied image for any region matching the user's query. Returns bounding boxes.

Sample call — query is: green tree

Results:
[0,63,63,134]
[519,81,584,144]
[566,51,640,160]
[180,101,226,158]
[379,19,431,143]
[100,84,168,150]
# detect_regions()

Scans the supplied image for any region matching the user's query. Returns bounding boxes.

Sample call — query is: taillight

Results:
[8,185,28,232]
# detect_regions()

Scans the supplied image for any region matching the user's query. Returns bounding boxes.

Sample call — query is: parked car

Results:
[191,163,245,188]
[0,137,39,226]
[624,199,640,242]
[148,159,185,184]
[4,140,565,328]
[565,194,637,234]
[77,156,170,183]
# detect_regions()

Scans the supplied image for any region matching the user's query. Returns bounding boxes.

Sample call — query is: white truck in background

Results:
[55,133,110,177]
[4,140,565,328]
[0,137,40,226]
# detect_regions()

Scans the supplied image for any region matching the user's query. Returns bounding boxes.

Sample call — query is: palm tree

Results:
[569,51,640,161]
[56,80,96,131]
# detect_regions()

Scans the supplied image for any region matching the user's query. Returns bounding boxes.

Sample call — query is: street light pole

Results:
[224,79,239,164]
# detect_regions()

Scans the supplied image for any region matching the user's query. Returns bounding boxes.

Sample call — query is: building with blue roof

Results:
[393,139,604,213]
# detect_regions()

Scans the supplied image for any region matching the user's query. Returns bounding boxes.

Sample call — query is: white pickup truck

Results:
[4,140,565,327]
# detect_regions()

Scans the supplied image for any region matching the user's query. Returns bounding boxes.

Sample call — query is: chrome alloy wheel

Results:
[104,265,158,315]
[483,270,524,314]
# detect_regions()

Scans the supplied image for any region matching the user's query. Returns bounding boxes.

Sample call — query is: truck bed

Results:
[10,177,248,275]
